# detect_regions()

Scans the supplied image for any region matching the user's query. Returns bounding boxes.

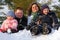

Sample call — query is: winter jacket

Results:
[39,14,53,27]
[48,12,58,24]
[15,16,27,31]
[27,12,40,25]
[27,11,59,30]
[0,19,18,32]
[39,12,58,28]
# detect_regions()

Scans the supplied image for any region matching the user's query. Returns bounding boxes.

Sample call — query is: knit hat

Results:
[41,4,50,14]
[6,10,15,18]
[41,4,49,10]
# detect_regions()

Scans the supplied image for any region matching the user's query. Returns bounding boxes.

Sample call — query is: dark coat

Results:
[48,12,59,30]
[48,12,58,24]
[26,11,59,31]
[15,16,27,31]
[30,11,58,28]
[40,12,58,28]
[39,14,53,27]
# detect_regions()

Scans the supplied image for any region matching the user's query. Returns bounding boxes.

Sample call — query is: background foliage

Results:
[3,0,60,18]
[5,0,36,15]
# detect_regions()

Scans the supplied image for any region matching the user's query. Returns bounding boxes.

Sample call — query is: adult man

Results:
[14,7,27,31]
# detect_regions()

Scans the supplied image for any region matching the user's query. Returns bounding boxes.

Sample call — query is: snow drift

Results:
[0,28,60,40]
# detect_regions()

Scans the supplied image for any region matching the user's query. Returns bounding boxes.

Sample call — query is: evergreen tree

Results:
[37,0,60,18]
[5,0,36,15]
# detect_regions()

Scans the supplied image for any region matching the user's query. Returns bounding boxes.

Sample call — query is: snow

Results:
[0,5,9,14]
[0,28,60,40]
[0,29,32,40]
[27,15,33,25]
[37,0,60,5]
[37,0,60,10]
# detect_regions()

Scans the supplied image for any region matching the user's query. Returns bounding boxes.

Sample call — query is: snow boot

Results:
[30,25,42,35]
[42,23,52,35]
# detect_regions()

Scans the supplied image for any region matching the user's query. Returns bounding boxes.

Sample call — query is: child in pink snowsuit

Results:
[0,11,18,33]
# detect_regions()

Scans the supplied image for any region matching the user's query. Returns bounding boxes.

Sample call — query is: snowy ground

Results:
[0,28,60,40]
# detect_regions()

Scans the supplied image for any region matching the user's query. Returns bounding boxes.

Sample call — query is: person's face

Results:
[43,8,49,15]
[32,4,39,13]
[15,9,23,18]
[7,16,14,20]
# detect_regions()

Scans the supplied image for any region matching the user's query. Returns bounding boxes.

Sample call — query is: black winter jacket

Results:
[15,16,27,31]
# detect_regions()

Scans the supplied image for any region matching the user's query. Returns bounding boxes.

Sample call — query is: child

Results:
[40,4,58,29]
[0,11,18,33]
[39,4,59,34]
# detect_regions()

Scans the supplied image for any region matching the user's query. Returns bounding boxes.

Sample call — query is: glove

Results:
[7,28,11,34]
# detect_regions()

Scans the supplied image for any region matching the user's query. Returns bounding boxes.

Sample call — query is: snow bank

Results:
[0,28,60,40]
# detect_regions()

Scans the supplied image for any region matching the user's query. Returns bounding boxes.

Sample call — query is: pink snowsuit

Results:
[0,19,18,32]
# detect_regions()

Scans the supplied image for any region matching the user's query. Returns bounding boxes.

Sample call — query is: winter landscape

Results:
[0,0,60,40]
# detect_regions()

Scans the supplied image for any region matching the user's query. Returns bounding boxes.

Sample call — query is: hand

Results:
[7,28,11,34]
[36,21,40,25]
[0,29,2,32]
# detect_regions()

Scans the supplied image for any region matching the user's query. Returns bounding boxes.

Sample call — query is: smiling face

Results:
[43,8,49,15]
[15,9,23,18]
[32,4,39,13]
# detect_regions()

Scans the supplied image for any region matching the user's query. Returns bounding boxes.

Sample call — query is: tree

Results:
[53,5,60,18]
[5,0,36,15]
[5,0,14,9]
[12,0,36,15]
[37,0,60,18]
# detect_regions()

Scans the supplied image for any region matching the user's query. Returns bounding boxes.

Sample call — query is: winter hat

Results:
[6,10,15,18]
[41,4,49,10]
[41,4,50,14]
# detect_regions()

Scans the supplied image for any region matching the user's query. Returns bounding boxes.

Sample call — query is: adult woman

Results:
[27,2,40,25]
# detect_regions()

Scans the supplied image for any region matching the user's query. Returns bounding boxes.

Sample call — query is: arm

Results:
[50,12,59,30]
[1,20,8,32]
[49,12,58,24]
[10,20,18,30]
[52,12,58,24]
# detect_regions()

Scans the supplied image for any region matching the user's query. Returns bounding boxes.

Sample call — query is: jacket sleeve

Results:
[1,20,8,31]
[23,17,27,26]
[11,20,18,30]
[49,12,58,24]
[20,16,27,26]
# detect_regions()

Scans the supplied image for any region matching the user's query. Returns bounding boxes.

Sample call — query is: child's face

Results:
[32,4,39,13]
[43,8,49,15]
[15,9,23,18]
[7,16,14,20]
